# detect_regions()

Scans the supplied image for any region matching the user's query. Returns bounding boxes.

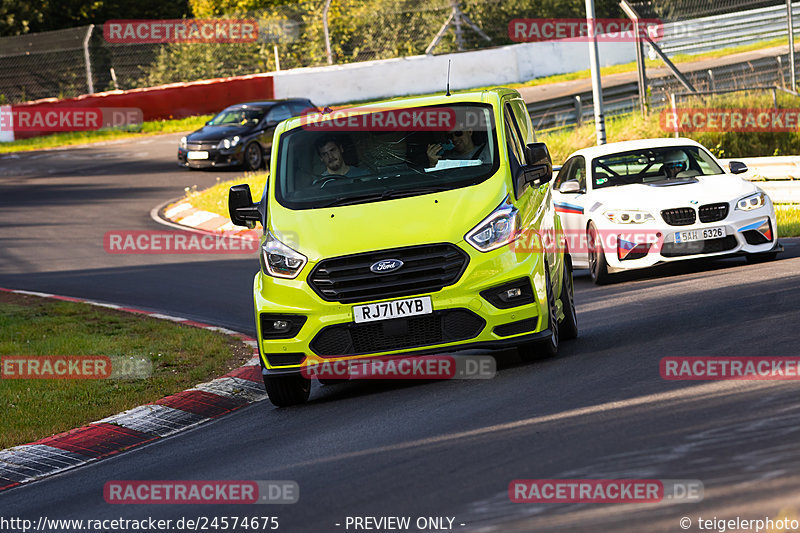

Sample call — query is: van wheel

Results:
[263,374,310,407]
[518,266,559,361]
[588,222,611,285]
[559,256,579,340]
[244,142,263,171]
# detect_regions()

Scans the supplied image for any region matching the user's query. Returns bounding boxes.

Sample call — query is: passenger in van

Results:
[314,136,369,181]
[425,129,490,168]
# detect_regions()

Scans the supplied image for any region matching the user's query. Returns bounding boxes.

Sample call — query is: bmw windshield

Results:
[274,103,499,209]
[593,146,725,189]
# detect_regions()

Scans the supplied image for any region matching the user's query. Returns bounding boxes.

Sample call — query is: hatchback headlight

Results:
[220,136,240,150]
[465,197,520,252]
[179,136,187,148]
[260,231,307,279]
[604,210,654,224]
[736,191,766,211]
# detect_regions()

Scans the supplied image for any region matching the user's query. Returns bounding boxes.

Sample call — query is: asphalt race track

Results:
[1,135,800,532]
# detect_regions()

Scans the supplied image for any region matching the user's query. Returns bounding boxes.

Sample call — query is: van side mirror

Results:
[229,184,261,228]
[518,142,553,186]
[729,161,748,174]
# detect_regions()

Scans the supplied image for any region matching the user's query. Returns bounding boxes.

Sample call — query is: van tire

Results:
[263,375,311,407]
[559,255,579,340]
[518,265,559,361]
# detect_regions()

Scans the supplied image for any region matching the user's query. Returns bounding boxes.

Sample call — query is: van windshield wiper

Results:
[316,186,453,208]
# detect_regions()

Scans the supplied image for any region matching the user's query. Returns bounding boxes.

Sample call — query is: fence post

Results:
[323,0,333,65]
[83,24,95,94]
[574,95,583,126]
[707,69,715,91]
[788,0,796,90]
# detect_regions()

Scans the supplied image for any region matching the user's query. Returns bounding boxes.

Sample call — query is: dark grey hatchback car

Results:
[178,98,318,170]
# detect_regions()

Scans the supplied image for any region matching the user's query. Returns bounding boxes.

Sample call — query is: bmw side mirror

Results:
[559,180,581,194]
[229,184,261,228]
[729,161,748,174]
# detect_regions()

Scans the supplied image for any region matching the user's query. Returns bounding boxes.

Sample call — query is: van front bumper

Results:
[253,241,550,375]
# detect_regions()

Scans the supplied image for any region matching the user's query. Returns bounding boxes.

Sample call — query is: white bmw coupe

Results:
[551,138,780,284]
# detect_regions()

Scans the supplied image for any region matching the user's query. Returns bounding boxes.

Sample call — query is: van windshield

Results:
[274,103,499,209]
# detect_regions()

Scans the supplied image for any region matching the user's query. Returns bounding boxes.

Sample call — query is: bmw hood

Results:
[589,175,761,211]
[266,178,508,262]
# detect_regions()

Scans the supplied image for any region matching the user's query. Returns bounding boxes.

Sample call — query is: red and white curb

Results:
[163,201,254,236]
[0,287,266,493]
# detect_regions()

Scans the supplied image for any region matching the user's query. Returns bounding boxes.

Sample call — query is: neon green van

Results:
[228,88,577,406]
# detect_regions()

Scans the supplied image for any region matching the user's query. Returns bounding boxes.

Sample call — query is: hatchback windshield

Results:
[592,146,724,189]
[274,103,499,209]
[208,107,266,127]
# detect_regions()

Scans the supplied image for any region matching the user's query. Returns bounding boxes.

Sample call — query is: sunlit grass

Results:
[0,292,250,449]
[0,115,211,154]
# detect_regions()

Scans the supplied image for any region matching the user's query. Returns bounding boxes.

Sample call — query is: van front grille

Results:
[308,243,469,304]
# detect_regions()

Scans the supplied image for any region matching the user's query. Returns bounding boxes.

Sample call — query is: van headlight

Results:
[465,197,519,252]
[736,191,766,211]
[260,231,307,278]
[604,210,654,224]
[220,136,240,150]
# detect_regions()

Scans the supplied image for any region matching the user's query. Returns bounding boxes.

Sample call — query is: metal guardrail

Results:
[658,4,800,58]
[528,51,800,132]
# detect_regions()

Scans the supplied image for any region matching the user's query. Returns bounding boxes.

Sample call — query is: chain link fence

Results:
[0,0,624,104]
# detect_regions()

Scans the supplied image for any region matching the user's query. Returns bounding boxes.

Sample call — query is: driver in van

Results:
[315,136,369,180]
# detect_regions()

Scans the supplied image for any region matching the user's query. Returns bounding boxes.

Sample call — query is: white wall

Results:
[272,39,636,106]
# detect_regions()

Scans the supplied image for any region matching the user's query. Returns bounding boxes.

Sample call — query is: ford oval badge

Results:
[370,259,403,274]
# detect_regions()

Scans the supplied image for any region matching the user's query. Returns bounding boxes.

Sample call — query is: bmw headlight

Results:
[465,197,519,252]
[220,136,240,150]
[604,210,654,224]
[736,191,766,211]
[260,231,307,279]
[179,136,187,148]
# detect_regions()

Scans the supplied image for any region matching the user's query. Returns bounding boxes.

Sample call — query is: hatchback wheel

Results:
[244,142,263,171]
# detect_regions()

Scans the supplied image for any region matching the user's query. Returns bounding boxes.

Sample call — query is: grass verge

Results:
[777,207,800,237]
[0,291,252,449]
[0,115,211,154]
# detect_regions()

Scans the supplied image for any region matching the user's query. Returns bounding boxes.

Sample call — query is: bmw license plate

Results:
[353,296,432,324]
[187,151,209,160]
[674,226,726,243]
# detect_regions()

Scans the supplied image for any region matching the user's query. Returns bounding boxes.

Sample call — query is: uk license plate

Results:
[187,151,209,160]
[353,296,432,324]
[674,226,726,243]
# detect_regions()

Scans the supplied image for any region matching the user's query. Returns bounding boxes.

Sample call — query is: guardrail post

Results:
[670,92,679,139]
[708,69,715,91]
[574,96,583,126]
